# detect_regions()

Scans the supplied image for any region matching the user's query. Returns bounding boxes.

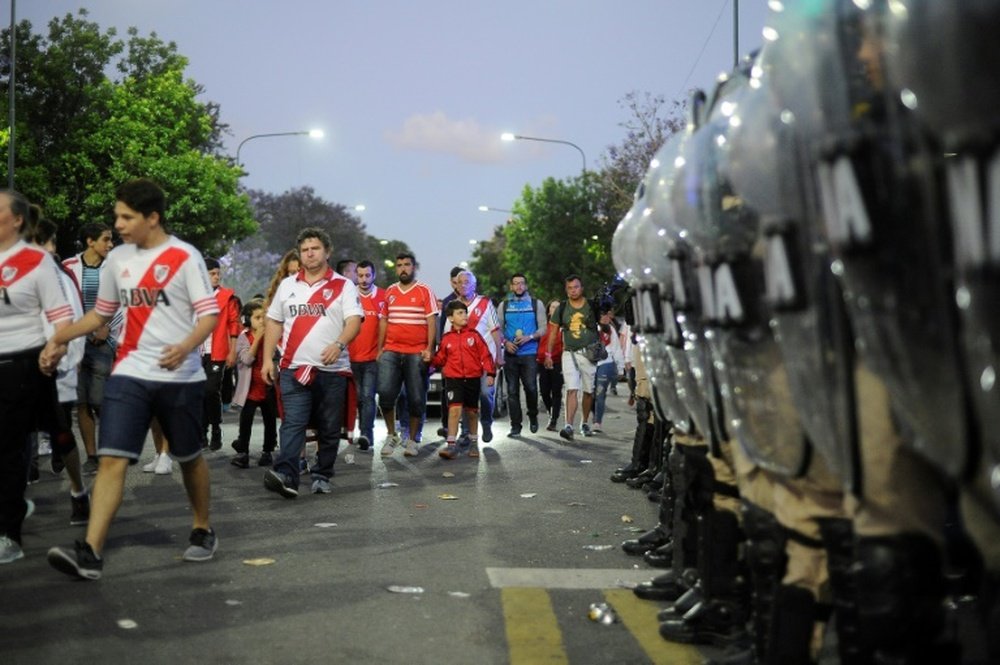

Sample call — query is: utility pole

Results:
[733,0,740,67]
[8,0,15,188]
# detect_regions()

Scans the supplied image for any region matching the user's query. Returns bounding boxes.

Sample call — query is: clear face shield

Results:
[886,0,1000,511]
[615,133,692,428]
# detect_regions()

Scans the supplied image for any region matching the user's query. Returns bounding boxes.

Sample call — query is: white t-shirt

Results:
[0,240,73,353]
[94,236,218,383]
[266,267,362,373]
[41,265,85,402]
[443,294,500,358]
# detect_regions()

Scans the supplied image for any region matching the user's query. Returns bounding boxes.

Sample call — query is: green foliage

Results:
[495,174,616,303]
[470,91,684,305]
[0,10,252,257]
[227,187,412,297]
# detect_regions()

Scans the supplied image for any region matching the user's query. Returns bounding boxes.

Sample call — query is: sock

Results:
[71,488,88,499]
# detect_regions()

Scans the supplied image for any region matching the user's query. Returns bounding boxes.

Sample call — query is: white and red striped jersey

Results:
[43,264,86,402]
[94,236,218,383]
[0,240,73,353]
[383,281,439,354]
[443,294,500,358]
[266,267,362,374]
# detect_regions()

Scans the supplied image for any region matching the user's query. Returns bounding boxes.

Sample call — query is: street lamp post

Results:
[236,129,324,166]
[477,206,512,214]
[501,132,586,173]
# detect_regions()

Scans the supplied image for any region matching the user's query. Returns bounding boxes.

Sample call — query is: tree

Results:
[0,10,254,258]
[468,224,508,302]
[477,91,685,304]
[499,174,612,303]
[243,186,374,261]
[598,91,686,225]
[225,187,412,300]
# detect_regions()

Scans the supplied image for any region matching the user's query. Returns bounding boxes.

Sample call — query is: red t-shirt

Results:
[245,331,268,402]
[348,286,385,362]
[383,281,439,354]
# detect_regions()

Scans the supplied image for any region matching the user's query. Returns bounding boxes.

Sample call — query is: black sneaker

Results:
[509,425,522,437]
[436,426,449,438]
[529,416,539,434]
[357,436,371,452]
[546,418,559,432]
[258,451,273,467]
[482,423,493,443]
[559,425,575,441]
[48,540,103,580]
[51,453,65,474]
[263,469,298,499]
[70,493,90,526]
[182,527,218,562]
[230,453,250,469]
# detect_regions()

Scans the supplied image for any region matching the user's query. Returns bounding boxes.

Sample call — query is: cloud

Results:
[385,111,506,163]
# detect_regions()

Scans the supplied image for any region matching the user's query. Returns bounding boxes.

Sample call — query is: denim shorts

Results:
[77,342,113,406]
[99,375,206,463]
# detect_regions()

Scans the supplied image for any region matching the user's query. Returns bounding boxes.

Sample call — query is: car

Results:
[426,369,443,419]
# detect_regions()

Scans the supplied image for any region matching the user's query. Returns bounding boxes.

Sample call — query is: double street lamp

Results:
[236,128,324,166]
[501,132,586,173]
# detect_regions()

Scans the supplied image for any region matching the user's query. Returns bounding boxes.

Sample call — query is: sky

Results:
[16,0,770,296]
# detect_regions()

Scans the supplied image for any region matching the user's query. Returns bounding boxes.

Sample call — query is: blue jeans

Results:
[503,353,539,426]
[377,351,428,417]
[594,362,618,424]
[351,360,378,442]
[275,369,346,485]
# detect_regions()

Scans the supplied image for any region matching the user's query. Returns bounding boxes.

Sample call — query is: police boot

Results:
[743,501,788,664]
[612,399,654,482]
[658,509,749,647]
[764,585,817,665]
[618,400,654,482]
[817,517,872,665]
[622,467,674,555]
[855,533,960,665]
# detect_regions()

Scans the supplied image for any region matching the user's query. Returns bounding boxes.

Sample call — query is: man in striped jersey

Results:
[377,252,439,457]
[43,179,221,580]
[260,227,362,497]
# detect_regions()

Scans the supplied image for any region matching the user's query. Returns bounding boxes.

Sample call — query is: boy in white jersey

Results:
[261,227,362,498]
[42,179,220,580]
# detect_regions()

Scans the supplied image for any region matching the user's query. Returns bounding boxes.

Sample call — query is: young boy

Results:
[41,178,220,580]
[431,301,495,459]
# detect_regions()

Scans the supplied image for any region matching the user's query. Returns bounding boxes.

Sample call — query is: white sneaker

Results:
[142,453,161,473]
[37,432,52,456]
[381,433,401,457]
[0,535,24,564]
[403,439,419,457]
[154,453,173,475]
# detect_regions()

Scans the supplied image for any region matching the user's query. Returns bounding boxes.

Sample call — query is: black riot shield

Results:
[676,57,813,478]
[719,9,859,487]
[802,0,969,480]
[885,0,1000,511]
[611,155,692,430]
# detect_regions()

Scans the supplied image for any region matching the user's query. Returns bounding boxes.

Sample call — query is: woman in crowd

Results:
[0,191,73,563]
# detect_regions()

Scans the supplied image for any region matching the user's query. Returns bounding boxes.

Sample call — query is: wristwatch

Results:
[334,340,346,351]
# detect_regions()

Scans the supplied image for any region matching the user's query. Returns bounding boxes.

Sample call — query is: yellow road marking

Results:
[502,587,569,665]
[604,589,704,665]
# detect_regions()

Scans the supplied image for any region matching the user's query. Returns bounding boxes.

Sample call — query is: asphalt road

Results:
[3,390,721,665]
